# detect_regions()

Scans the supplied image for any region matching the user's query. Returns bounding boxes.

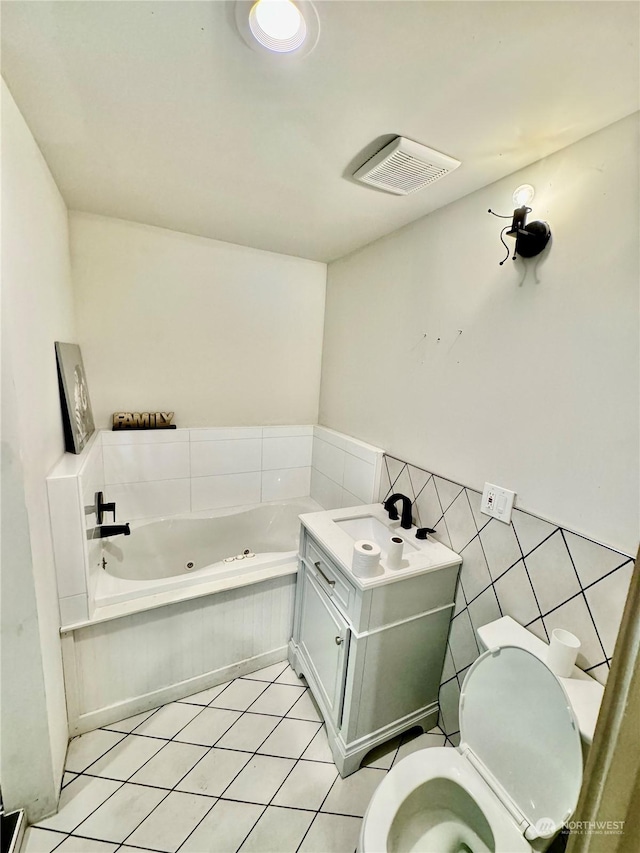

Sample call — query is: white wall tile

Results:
[47,476,87,598]
[59,594,89,627]
[190,439,261,478]
[106,480,191,521]
[340,489,366,509]
[310,469,343,511]
[191,472,261,512]
[343,453,376,503]
[312,439,345,485]
[190,427,263,441]
[340,437,383,465]
[263,426,313,438]
[262,436,312,471]
[313,426,347,450]
[104,443,190,484]
[102,429,189,445]
[262,468,311,502]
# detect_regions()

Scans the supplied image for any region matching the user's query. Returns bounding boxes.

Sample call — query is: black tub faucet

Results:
[383,493,413,530]
[96,523,131,539]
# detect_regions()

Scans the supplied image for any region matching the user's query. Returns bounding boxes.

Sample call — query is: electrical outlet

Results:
[481,483,516,523]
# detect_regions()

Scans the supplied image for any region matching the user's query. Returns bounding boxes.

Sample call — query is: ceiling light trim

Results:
[236,0,320,58]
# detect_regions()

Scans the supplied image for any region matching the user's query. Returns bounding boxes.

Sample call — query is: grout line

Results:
[581,558,634,593]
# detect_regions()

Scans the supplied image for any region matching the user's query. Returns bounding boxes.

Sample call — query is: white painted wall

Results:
[70,214,327,429]
[320,115,639,556]
[1,80,75,818]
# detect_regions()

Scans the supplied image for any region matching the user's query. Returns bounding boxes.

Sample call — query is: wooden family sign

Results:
[112,412,175,430]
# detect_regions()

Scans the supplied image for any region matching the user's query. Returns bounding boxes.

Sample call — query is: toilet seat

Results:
[360,646,584,852]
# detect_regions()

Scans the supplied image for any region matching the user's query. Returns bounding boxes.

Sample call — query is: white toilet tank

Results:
[475,616,603,749]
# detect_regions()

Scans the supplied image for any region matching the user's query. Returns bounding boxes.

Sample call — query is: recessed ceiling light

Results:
[236,0,320,57]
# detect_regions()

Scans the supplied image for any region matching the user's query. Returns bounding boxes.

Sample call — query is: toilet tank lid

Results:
[459,645,583,842]
[476,616,603,744]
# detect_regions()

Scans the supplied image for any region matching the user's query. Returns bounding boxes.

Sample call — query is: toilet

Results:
[360,640,585,853]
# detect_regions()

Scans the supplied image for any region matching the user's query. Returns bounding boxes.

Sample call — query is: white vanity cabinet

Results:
[289,522,461,777]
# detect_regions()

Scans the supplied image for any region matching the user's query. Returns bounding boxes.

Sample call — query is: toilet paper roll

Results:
[352,540,382,578]
[387,536,404,571]
[546,628,581,677]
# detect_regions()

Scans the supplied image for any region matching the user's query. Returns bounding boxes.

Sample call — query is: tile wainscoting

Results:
[378,455,635,744]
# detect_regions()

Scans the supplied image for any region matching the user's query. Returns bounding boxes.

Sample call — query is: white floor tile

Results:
[179,682,232,706]
[120,848,163,853]
[175,707,241,746]
[74,783,167,844]
[298,813,362,853]
[210,679,269,712]
[61,773,77,788]
[55,836,118,853]
[321,767,386,817]
[285,690,322,722]
[103,709,156,734]
[394,730,447,765]
[272,760,338,811]
[177,748,251,797]
[125,790,215,852]
[301,727,334,763]
[84,734,165,781]
[132,702,202,739]
[256,718,321,759]
[179,799,264,853]
[247,683,306,716]
[274,666,307,686]
[130,741,209,788]
[239,805,314,852]
[241,662,289,682]
[214,713,280,752]
[21,827,66,853]
[222,754,296,804]
[64,730,126,773]
[36,776,122,833]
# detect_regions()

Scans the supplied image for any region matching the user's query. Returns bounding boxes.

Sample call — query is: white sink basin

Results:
[335,515,418,557]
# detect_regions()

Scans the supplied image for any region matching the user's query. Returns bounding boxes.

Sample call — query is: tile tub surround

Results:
[27,661,453,853]
[310,426,384,510]
[48,425,382,628]
[47,432,105,626]
[103,425,315,518]
[378,455,636,743]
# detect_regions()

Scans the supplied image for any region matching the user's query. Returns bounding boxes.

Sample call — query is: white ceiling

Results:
[2,1,638,262]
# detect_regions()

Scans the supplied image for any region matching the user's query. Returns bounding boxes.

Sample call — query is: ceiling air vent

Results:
[353,137,461,196]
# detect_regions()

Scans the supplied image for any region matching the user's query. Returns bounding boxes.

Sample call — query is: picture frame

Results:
[55,341,95,454]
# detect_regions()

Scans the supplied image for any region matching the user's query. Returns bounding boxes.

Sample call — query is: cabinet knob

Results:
[335,636,344,645]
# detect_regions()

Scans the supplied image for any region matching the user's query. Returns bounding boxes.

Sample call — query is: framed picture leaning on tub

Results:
[55,341,95,454]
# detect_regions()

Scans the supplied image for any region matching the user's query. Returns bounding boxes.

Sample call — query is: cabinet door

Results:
[299,568,350,725]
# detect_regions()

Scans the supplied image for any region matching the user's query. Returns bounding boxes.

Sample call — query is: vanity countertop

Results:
[299,503,461,591]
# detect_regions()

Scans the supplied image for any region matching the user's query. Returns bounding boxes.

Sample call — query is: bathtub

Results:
[93,496,321,609]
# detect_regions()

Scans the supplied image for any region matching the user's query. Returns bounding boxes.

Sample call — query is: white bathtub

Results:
[94,497,320,609]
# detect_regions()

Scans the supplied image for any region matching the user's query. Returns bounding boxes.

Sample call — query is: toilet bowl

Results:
[360,645,584,853]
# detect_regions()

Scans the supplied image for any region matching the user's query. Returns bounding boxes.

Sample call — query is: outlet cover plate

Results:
[481,483,516,523]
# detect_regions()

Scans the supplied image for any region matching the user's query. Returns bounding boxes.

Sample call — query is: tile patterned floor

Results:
[25,661,452,853]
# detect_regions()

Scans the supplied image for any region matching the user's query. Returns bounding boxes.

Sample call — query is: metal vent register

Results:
[353,137,461,196]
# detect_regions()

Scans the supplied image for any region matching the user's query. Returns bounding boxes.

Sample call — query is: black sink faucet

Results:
[96,523,131,539]
[383,493,413,530]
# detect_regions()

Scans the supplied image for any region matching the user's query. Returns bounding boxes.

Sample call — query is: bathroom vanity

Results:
[288,504,462,776]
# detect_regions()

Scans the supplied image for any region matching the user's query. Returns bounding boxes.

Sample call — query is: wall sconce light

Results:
[488,185,551,265]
